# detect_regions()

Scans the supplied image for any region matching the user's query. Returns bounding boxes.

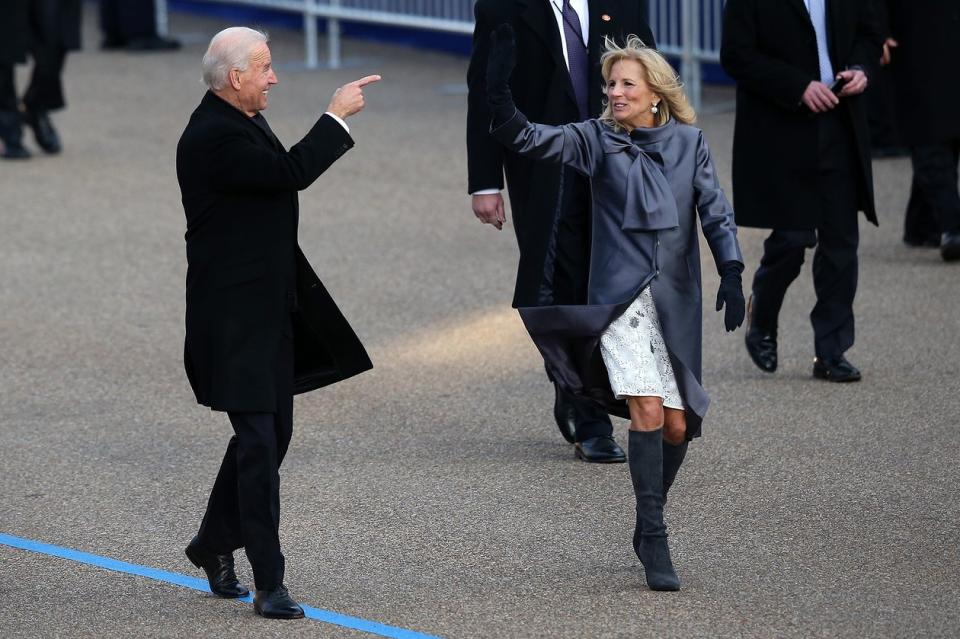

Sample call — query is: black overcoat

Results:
[720,0,882,230]
[32,0,82,49]
[882,0,960,145]
[467,0,655,306]
[176,92,372,413]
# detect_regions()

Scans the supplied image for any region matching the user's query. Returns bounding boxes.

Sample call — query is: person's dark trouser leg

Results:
[230,411,285,592]
[23,46,66,113]
[0,63,18,112]
[99,0,124,46]
[552,173,613,442]
[0,62,28,157]
[750,230,816,330]
[903,169,940,244]
[810,110,860,360]
[196,436,243,554]
[911,142,960,234]
[116,0,160,41]
[200,320,293,591]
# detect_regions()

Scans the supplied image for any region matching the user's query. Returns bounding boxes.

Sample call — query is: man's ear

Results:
[229,69,242,91]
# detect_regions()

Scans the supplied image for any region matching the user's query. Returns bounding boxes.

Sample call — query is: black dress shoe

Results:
[812,356,861,383]
[745,326,777,373]
[0,110,30,159]
[2,140,30,159]
[744,296,777,372]
[552,384,577,444]
[254,585,305,619]
[941,231,960,262]
[184,536,249,598]
[23,110,61,154]
[574,436,626,463]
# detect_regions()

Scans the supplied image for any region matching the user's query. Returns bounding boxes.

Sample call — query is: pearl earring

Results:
[651,103,659,114]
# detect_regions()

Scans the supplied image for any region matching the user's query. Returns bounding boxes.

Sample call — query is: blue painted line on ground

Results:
[0,532,442,639]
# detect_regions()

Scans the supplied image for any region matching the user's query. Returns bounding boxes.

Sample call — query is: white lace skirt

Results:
[599,287,684,409]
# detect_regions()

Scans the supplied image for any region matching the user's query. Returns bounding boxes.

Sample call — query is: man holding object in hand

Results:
[721,0,881,382]
[176,27,378,619]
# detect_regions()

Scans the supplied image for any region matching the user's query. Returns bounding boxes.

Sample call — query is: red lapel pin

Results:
[601,14,611,21]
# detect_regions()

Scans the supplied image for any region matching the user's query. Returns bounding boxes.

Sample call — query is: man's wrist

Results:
[324,111,349,133]
[471,188,500,196]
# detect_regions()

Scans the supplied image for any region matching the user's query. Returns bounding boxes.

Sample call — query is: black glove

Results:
[486,24,517,124]
[716,261,745,332]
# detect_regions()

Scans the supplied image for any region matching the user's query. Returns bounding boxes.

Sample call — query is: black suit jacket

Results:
[466,0,655,306]
[721,0,881,230]
[176,92,371,412]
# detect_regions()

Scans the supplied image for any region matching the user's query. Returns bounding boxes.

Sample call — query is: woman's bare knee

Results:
[627,396,664,431]
[663,407,687,444]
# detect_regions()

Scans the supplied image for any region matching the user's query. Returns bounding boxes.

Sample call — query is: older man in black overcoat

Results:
[0,0,81,158]
[881,0,960,261]
[721,0,882,382]
[466,0,655,463]
[176,26,378,619]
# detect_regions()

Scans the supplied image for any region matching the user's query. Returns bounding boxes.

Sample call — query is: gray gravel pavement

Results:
[1,9,958,639]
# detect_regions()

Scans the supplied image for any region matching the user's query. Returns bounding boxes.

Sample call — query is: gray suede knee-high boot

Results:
[662,440,688,502]
[628,429,680,591]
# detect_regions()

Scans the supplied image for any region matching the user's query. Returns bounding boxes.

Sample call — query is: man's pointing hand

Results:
[328,75,382,119]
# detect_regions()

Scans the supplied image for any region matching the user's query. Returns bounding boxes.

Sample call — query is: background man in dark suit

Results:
[99,0,180,51]
[0,0,82,158]
[880,0,960,261]
[466,0,655,463]
[176,26,378,619]
[721,0,881,383]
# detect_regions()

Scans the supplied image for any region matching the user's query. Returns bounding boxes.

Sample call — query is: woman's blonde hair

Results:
[599,35,696,129]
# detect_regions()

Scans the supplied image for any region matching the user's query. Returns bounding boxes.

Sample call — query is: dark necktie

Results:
[561,0,590,120]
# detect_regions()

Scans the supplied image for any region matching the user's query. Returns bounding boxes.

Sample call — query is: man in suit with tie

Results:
[721,0,881,382]
[466,0,655,463]
[176,26,378,619]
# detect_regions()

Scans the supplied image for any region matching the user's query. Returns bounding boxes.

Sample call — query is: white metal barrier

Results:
[157,0,723,106]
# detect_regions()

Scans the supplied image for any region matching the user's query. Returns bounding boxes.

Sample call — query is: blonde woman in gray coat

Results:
[486,26,744,591]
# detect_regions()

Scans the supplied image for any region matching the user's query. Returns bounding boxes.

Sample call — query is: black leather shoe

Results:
[745,326,777,373]
[812,356,862,383]
[23,110,61,154]
[254,585,305,619]
[0,110,30,159]
[744,296,777,372]
[941,231,960,262]
[552,384,577,444]
[574,436,626,463]
[184,536,249,598]
[2,140,30,159]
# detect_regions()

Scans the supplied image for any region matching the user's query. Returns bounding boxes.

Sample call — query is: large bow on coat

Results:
[602,132,679,232]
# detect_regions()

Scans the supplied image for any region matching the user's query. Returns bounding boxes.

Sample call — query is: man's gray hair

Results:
[202,27,269,90]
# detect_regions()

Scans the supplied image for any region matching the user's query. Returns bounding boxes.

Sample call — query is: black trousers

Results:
[197,321,294,591]
[751,109,860,360]
[0,46,67,114]
[99,0,158,43]
[547,171,613,440]
[905,141,960,239]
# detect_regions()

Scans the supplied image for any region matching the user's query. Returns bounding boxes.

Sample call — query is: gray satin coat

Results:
[492,112,742,438]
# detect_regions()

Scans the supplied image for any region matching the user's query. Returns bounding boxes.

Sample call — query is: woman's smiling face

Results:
[606,59,659,130]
